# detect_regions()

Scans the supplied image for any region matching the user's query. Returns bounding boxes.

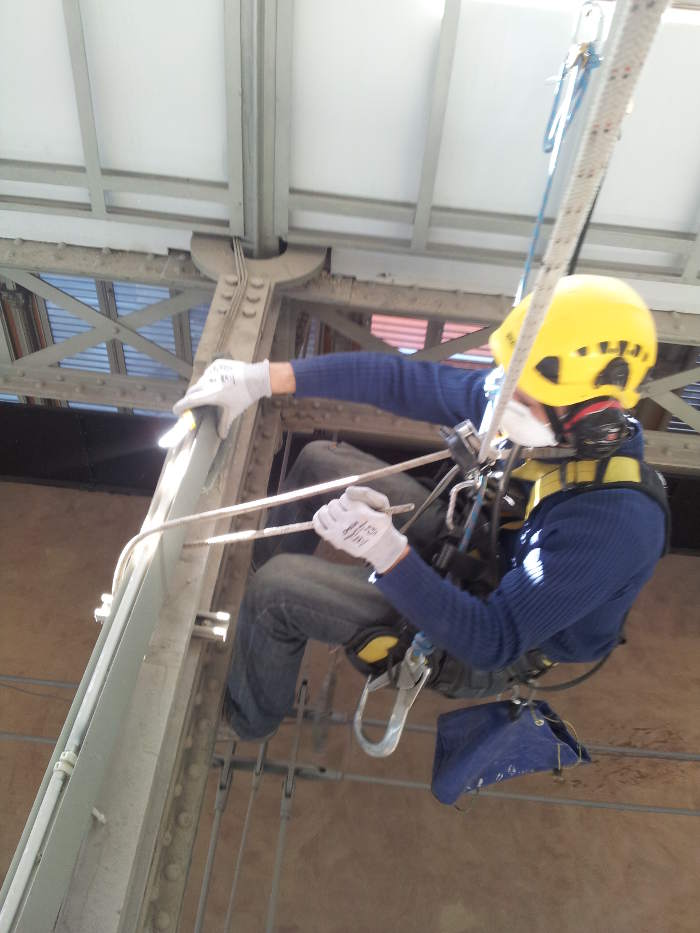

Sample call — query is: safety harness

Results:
[345,453,670,687]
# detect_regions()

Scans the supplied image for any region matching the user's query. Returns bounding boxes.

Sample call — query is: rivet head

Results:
[164,862,181,881]
[162,831,172,847]
[187,764,202,780]
[249,277,264,289]
[177,811,192,829]
[154,910,171,930]
[224,274,239,286]
[113,325,120,335]
[242,307,256,317]
[221,288,234,300]
[197,718,211,734]
[173,783,183,798]
[216,303,229,315]
[35,381,44,389]
[245,292,261,303]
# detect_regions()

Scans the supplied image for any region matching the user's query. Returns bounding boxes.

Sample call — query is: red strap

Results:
[562,399,623,430]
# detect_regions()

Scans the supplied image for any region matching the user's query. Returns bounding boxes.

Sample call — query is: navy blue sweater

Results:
[291,353,667,671]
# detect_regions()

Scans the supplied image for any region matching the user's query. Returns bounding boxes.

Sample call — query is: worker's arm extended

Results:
[175,353,490,438]
[289,352,489,425]
[373,490,665,670]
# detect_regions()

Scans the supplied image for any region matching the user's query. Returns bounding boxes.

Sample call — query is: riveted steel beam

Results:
[0,239,215,289]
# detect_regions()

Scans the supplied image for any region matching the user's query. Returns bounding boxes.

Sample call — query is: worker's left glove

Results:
[312,486,408,573]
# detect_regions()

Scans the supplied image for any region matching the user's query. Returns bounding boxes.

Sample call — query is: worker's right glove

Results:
[173,358,271,439]
[313,486,408,574]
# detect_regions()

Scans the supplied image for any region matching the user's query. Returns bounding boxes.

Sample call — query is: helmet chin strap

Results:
[544,399,631,459]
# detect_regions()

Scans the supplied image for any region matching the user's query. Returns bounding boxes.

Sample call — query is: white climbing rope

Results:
[479,0,669,461]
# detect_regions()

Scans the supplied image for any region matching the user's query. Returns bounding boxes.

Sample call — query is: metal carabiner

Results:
[353,649,432,758]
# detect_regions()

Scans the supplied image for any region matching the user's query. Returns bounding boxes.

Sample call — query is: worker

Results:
[174,275,668,741]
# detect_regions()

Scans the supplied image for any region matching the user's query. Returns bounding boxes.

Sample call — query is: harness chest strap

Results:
[502,455,668,532]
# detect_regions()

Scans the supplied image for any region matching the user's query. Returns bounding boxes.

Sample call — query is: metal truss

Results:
[276,397,700,475]
[0,242,324,933]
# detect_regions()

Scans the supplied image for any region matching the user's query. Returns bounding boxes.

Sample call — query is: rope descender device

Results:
[353,421,493,759]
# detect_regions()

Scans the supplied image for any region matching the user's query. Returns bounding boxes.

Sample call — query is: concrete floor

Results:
[1,480,699,932]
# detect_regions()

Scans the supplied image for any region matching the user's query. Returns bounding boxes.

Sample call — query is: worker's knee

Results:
[287,439,341,484]
[244,554,310,615]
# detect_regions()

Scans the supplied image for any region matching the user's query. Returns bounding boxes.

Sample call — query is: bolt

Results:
[176,811,192,829]
[225,274,239,286]
[164,862,181,882]
[154,910,171,931]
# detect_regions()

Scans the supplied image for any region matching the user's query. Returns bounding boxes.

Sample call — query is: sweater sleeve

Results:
[291,352,489,426]
[375,491,665,670]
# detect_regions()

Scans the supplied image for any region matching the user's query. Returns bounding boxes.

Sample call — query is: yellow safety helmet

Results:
[489,275,657,409]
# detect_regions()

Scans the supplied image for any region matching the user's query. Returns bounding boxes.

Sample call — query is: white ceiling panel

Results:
[433,0,598,215]
[290,0,446,201]
[80,0,229,181]
[0,211,190,254]
[107,192,230,222]
[0,181,90,204]
[596,19,700,232]
[0,1,84,163]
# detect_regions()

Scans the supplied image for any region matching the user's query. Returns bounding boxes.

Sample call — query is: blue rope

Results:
[514,43,601,305]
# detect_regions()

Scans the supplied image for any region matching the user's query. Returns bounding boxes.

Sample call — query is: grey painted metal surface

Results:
[0,238,215,288]
[275,396,700,474]
[411,0,461,251]
[61,0,105,216]
[0,362,184,410]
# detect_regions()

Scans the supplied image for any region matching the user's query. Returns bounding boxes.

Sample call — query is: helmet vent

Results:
[595,357,629,389]
[577,346,588,356]
[535,356,560,383]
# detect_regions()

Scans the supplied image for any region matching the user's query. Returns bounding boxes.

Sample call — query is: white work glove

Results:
[312,486,408,574]
[173,358,271,439]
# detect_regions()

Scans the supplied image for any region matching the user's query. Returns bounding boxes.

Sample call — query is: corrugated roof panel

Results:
[112,281,180,380]
[371,315,427,352]
[42,274,112,374]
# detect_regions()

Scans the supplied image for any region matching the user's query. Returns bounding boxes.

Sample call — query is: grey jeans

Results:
[225,441,509,740]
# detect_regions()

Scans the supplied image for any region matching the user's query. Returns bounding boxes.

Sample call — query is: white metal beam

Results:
[411,0,461,251]
[0,270,195,378]
[223,0,245,235]
[640,366,700,399]
[61,0,105,216]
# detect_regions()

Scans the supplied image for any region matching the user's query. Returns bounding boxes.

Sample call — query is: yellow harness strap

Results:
[503,456,642,529]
